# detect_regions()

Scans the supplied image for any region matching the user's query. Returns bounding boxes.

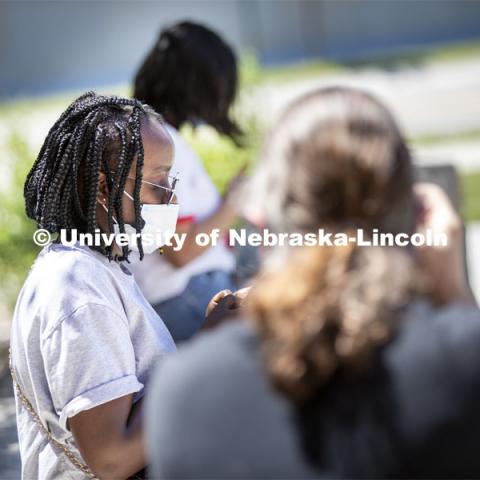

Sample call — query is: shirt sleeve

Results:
[41,303,143,430]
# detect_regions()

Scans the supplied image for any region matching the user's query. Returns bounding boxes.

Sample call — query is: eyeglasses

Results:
[110,171,179,205]
[125,174,179,205]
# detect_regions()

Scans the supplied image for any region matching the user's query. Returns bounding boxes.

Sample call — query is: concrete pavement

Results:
[253,58,480,139]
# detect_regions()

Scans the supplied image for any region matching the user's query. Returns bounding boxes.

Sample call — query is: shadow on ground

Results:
[0,372,21,479]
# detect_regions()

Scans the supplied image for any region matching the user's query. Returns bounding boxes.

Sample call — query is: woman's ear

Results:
[97,172,108,204]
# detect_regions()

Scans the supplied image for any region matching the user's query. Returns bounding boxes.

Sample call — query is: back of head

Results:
[133,20,241,143]
[256,86,415,236]
[245,86,425,470]
[247,86,421,405]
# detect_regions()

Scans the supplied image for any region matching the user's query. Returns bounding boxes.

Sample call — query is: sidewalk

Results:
[254,58,480,139]
[0,373,20,479]
[413,141,480,174]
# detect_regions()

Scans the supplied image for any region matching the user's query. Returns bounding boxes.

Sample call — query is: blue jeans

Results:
[153,270,237,343]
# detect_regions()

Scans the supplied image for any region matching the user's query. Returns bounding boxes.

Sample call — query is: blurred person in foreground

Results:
[147,87,479,479]
[131,21,245,343]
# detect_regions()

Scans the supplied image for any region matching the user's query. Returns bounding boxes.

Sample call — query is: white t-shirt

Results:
[10,242,176,479]
[129,124,235,305]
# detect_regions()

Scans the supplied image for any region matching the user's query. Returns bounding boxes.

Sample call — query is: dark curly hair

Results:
[24,91,161,262]
[133,21,242,144]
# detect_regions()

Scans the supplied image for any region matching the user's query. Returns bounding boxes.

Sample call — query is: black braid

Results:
[24,91,159,261]
[70,110,101,222]
[108,123,129,261]
[130,106,146,261]
[86,127,105,234]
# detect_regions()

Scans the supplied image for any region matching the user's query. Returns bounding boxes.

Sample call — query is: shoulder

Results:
[15,242,126,334]
[147,321,269,424]
[32,242,120,293]
[384,300,480,438]
[388,300,480,374]
[164,123,201,169]
[146,321,317,478]
[152,321,259,389]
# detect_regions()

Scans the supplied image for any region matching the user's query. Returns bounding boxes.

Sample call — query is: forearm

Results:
[71,397,146,480]
[112,404,145,479]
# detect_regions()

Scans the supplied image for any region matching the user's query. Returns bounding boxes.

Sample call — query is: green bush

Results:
[461,170,480,224]
[180,122,262,194]
[0,132,40,309]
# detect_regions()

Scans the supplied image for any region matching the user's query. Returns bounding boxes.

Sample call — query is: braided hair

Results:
[24,91,160,262]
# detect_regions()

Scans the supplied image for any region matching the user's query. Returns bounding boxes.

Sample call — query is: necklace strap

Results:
[9,348,98,479]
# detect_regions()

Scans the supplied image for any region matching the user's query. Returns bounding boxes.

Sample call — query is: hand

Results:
[203,287,251,330]
[414,182,475,306]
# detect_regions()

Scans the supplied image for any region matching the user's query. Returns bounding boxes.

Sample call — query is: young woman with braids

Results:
[147,87,479,478]
[130,21,245,342]
[10,92,179,479]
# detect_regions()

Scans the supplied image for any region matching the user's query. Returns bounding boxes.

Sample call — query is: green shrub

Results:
[461,170,480,224]
[180,122,262,194]
[0,132,39,310]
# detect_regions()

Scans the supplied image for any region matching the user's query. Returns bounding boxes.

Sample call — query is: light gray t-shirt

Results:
[10,241,176,479]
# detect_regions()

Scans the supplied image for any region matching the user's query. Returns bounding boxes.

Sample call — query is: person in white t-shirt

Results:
[11,92,178,479]
[131,21,245,342]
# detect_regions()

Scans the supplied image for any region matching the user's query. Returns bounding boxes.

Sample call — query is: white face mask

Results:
[107,190,180,256]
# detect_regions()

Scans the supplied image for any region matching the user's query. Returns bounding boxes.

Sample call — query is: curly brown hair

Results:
[246,87,424,405]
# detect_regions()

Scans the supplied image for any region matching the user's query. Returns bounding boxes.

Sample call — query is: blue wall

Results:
[1,0,480,98]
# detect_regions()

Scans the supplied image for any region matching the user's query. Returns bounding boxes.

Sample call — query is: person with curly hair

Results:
[147,87,479,478]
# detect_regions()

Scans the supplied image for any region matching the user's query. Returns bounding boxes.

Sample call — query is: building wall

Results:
[1,0,480,98]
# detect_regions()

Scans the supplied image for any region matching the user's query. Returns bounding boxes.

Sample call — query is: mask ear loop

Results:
[97,198,119,225]
[99,195,165,256]
[97,198,132,260]
[118,192,168,256]
[123,190,135,203]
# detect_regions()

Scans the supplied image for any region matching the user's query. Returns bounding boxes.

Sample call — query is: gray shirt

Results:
[147,301,480,479]
[10,242,176,479]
